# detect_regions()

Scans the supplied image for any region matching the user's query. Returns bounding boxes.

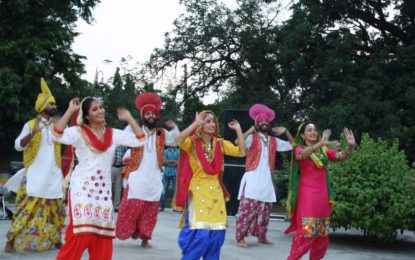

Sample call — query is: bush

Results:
[330,134,415,242]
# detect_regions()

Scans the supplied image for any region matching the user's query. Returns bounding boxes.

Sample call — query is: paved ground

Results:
[0,208,414,260]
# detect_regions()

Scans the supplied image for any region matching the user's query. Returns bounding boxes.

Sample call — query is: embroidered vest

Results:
[122,128,165,179]
[23,119,61,168]
[245,133,276,175]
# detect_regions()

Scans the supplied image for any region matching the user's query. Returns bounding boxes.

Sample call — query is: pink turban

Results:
[249,104,275,127]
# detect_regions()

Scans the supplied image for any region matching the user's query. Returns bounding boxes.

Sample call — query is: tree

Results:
[0,0,101,165]
[330,134,415,242]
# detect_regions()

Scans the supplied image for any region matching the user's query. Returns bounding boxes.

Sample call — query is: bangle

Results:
[136,133,145,139]
[53,127,63,136]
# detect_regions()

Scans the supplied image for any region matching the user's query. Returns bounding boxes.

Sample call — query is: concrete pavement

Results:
[0,209,414,260]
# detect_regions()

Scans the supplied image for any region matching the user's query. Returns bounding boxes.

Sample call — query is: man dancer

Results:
[235,104,294,248]
[5,78,65,252]
[116,92,179,248]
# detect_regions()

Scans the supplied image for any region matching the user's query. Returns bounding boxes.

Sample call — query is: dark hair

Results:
[81,97,96,125]
[299,121,318,134]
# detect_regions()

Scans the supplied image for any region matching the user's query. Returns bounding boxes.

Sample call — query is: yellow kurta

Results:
[179,137,245,230]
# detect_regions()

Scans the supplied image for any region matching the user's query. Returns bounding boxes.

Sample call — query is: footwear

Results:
[158,207,164,212]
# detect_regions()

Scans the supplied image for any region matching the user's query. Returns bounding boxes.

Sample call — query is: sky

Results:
[72,0,290,103]
[72,0,186,83]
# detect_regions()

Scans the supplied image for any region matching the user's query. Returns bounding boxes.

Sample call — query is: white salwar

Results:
[237,133,292,202]
[53,127,144,236]
[124,125,179,201]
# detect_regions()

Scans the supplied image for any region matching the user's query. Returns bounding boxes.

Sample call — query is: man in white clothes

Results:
[115,92,179,248]
[235,104,294,248]
[5,78,65,253]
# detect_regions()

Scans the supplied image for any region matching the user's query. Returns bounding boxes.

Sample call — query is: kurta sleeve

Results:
[295,145,304,160]
[245,135,253,149]
[222,140,246,157]
[276,137,293,152]
[178,137,192,153]
[15,122,30,151]
[164,126,180,146]
[113,128,145,148]
[52,126,79,146]
[326,148,337,162]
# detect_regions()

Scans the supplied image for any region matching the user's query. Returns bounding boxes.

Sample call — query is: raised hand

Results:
[343,128,356,147]
[32,115,42,135]
[68,98,80,114]
[272,126,287,136]
[228,119,241,132]
[194,111,207,126]
[117,108,133,122]
[321,129,332,145]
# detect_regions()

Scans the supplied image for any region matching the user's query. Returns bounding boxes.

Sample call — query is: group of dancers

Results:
[4,78,356,259]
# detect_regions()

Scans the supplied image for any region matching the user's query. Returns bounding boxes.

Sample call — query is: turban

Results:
[135,92,162,120]
[35,78,56,112]
[249,104,275,127]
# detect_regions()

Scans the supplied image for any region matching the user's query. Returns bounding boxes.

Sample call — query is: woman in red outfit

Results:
[285,122,356,260]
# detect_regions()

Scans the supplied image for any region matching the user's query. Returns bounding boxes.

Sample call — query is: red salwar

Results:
[56,221,112,260]
[115,186,159,240]
[56,197,113,260]
[287,230,329,260]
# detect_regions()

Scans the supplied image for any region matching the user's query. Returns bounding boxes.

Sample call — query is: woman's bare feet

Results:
[5,241,16,253]
[258,239,274,245]
[141,238,151,248]
[237,239,248,248]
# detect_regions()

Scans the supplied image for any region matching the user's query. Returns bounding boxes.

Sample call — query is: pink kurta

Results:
[286,146,337,236]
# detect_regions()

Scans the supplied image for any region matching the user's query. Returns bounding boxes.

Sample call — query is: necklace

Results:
[40,118,53,145]
[258,133,269,147]
[145,127,156,152]
[203,139,213,163]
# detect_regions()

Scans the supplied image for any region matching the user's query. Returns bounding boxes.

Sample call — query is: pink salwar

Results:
[235,194,272,241]
[115,186,159,240]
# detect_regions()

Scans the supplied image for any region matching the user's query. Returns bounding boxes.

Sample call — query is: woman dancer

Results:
[285,122,356,260]
[53,97,145,260]
[174,111,246,260]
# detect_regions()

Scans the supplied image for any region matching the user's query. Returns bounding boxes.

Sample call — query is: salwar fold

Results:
[115,186,159,240]
[287,230,329,260]
[179,211,225,260]
[235,194,272,242]
[7,173,65,252]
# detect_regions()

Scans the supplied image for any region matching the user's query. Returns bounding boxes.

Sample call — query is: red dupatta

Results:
[173,137,227,210]
[79,125,113,153]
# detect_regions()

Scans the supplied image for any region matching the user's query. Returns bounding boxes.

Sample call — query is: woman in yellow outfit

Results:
[174,111,246,260]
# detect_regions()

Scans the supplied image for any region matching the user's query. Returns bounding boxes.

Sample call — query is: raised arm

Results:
[117,108,143,136]
[228,119,245,152]
[55,98,80,131]
[335,128,357,161]
[272,126,295,145]
[176,111,206,144]
[299,129,332,159]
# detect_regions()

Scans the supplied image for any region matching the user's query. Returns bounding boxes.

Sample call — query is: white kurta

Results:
[14,119,63,199]
[124,125,179,201]
[53,127,144,235]
[237,133,292,202]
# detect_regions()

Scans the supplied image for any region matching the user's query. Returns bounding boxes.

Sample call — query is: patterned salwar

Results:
[7,173,65,251]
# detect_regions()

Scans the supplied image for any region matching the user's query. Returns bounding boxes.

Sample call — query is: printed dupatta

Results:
[173,136,228,211]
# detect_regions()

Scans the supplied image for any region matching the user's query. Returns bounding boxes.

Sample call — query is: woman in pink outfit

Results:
[285,122,356,260]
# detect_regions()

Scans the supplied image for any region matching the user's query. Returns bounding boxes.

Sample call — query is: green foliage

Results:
[330,134,415,242]
[0,0,100,161]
